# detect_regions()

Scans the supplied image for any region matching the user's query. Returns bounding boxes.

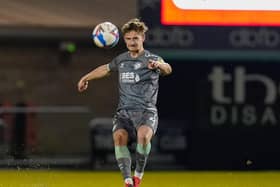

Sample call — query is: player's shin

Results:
[115,146,133,184]
[134,143,151,180]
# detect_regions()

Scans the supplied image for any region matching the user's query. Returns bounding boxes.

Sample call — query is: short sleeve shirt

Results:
[108,50,164,111]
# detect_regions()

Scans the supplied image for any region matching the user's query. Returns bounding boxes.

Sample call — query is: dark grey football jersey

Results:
[108,50,164,111]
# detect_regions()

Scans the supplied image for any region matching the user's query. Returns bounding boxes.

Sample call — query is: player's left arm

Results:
[148,58,172,76]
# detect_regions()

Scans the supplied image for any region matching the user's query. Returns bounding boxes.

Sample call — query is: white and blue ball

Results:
[92,22,119,48]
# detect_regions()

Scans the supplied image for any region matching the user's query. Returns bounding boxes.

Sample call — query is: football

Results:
[92,22,119,48]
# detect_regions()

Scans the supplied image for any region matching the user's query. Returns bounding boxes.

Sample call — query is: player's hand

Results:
[77,79,89,92]
[147,59,160,70]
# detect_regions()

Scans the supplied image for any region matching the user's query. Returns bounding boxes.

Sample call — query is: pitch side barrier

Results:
[0,104,91,168]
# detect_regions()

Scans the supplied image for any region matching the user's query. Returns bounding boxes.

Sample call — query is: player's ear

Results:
[142,33,145,42]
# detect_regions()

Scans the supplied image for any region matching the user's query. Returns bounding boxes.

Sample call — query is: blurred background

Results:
[1,0,280,172]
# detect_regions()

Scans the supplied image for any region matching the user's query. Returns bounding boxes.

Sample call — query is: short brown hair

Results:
[121,18,148,35]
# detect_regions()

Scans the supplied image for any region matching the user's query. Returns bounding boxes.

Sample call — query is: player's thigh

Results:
[112,110,136,144]
[138,110,158,134]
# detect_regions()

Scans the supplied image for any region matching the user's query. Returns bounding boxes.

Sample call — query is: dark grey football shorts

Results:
[112,109,158,142]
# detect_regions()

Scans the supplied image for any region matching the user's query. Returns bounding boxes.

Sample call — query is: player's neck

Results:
[129,48,144,58]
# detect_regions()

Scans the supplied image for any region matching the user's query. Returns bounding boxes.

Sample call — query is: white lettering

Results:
[146,27,194,47]
[208,67,232,104]
[120,72,140,83]
[209,66,277,104]
[261,107,277,125]
[210,105,277,126]
[211,106,227,125]
[242,106,257,126]
[229,28,279,48]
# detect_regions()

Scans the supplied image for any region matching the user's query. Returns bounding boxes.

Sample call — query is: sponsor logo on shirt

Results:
[120,72,140,83]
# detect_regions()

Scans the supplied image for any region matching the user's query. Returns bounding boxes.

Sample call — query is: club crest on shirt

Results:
[134,62,142,70]
[120,63,125,68]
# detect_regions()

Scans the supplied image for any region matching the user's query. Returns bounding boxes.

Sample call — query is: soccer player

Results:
[77,18,172,187]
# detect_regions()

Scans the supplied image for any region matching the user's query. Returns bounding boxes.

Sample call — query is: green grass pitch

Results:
[0,170,279,187]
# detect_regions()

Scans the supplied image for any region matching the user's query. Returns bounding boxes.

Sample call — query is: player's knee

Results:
[137,128,152,145]
[138,134,150,145]
[113,129,128,145]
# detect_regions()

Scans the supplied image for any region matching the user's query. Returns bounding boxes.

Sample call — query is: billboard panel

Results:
[138,0,280,54]
[162,0,280,26]
[157,61,280,169]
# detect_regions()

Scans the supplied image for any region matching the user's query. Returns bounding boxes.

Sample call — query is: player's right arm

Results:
[77,64,110,92]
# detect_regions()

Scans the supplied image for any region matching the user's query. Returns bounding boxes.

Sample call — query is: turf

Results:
[0,170,279,187]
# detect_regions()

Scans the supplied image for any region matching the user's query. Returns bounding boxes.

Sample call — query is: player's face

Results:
[124,31,145,53]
